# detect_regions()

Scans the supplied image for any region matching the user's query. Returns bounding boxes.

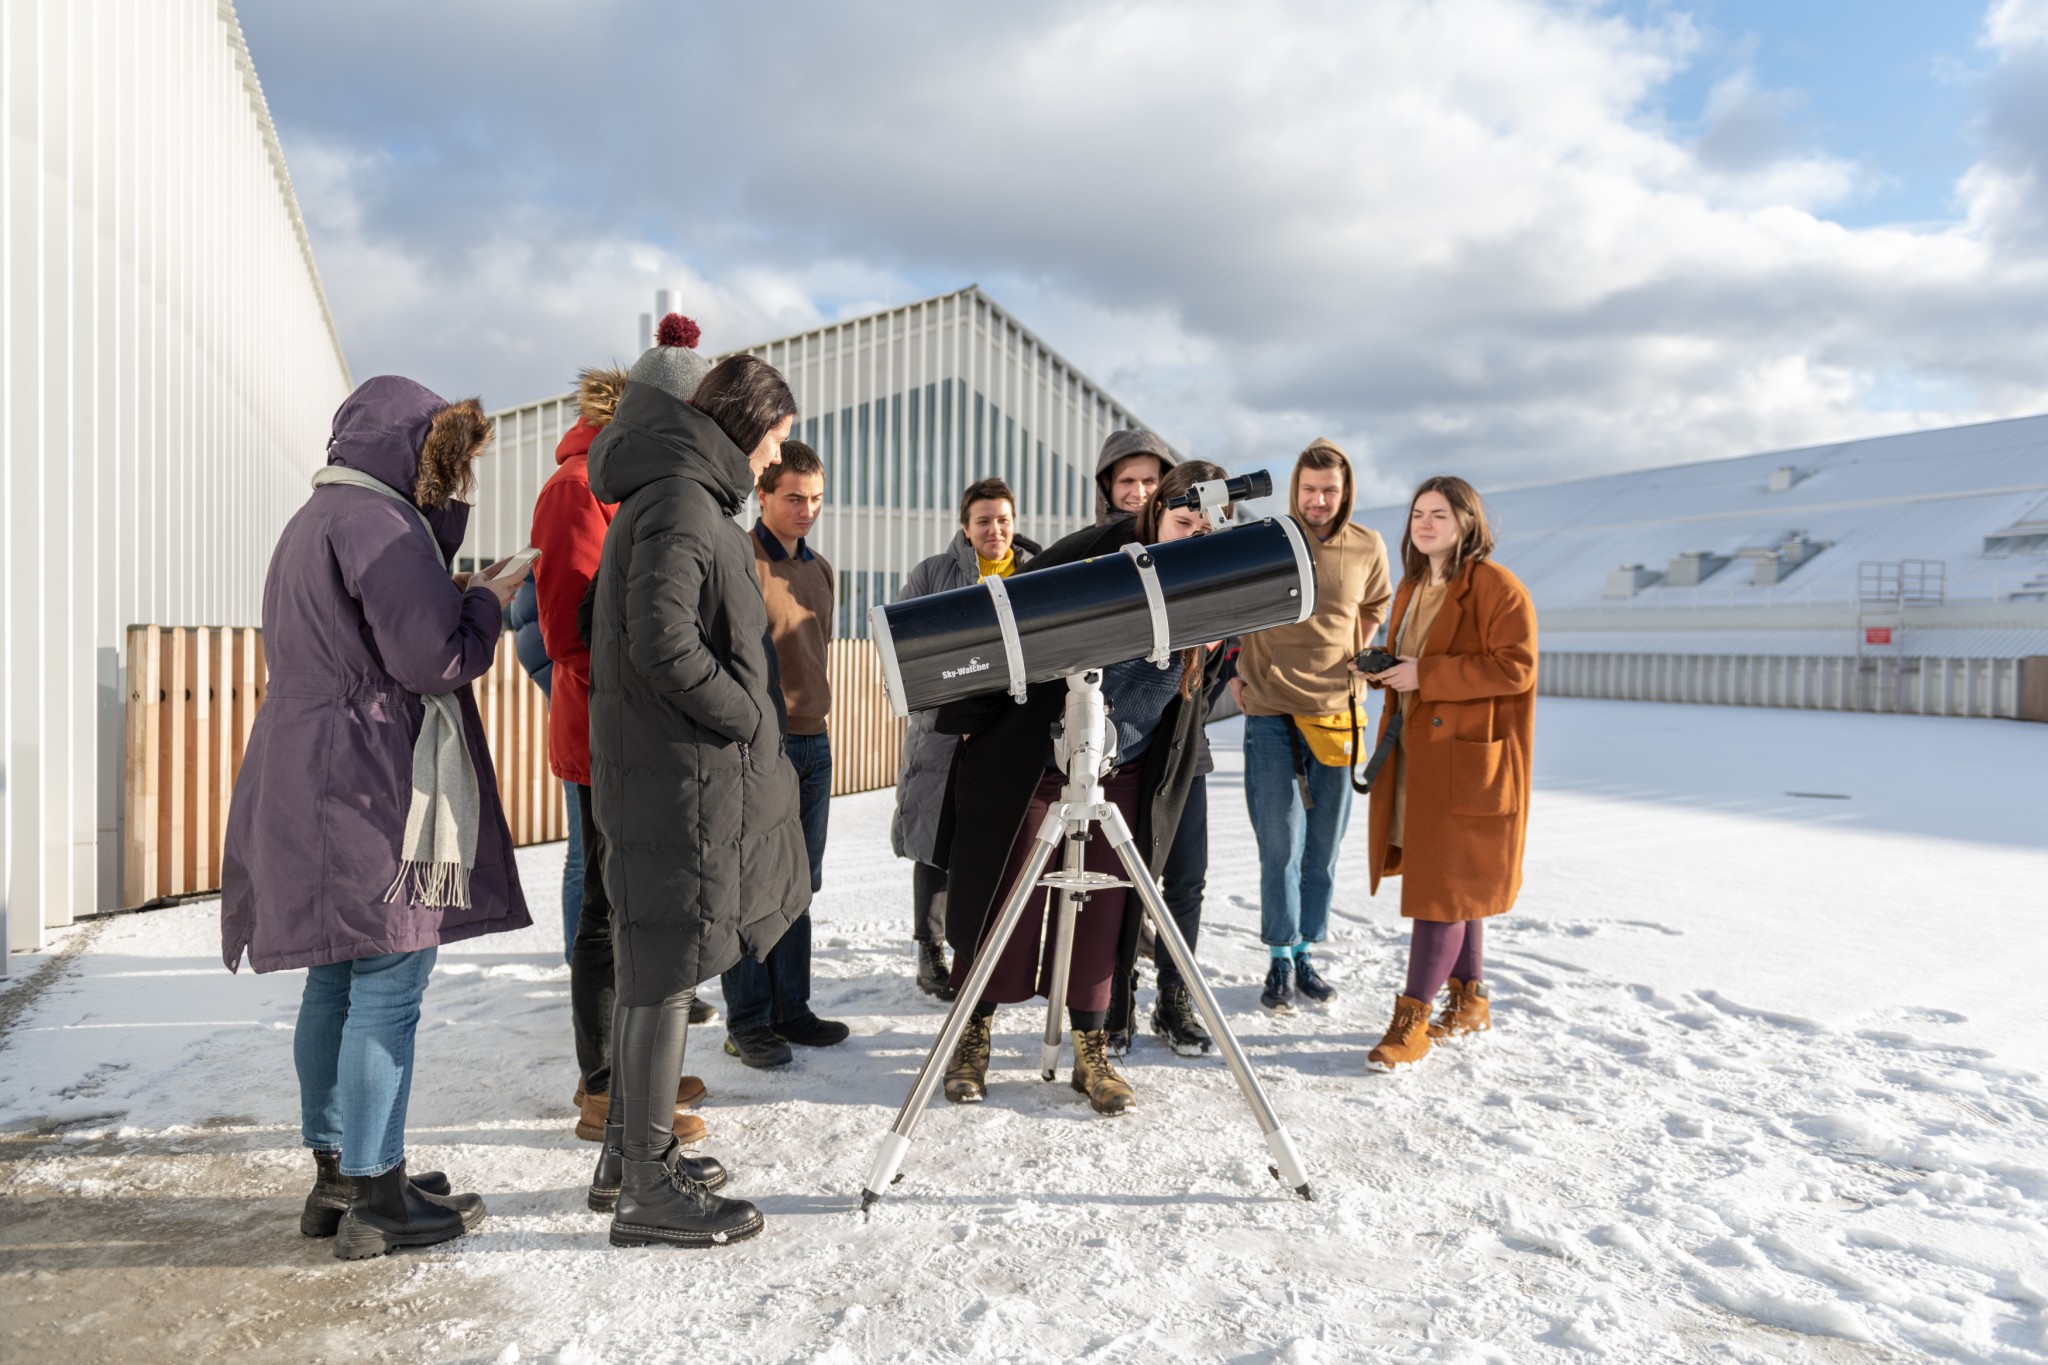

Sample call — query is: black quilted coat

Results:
[584,381,809,1006]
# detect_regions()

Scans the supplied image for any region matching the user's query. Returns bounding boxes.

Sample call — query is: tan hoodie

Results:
[1236,439,1393,717]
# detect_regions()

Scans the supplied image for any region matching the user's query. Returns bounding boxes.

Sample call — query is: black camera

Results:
[1354,647,1399,677]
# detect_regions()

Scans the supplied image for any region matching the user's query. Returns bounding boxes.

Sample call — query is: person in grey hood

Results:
[582,350,809,1248]
[1092,427,1177,525]
[889,477,1040,999]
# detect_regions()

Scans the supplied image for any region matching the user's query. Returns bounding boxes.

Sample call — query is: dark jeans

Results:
[1155,775,1207,994]
[569,782,616,1096]
[561,780,585,966]
[721,731,832,1032]
[912,860,947,946]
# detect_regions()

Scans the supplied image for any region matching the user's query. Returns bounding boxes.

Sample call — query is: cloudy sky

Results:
[242,0,2048,505]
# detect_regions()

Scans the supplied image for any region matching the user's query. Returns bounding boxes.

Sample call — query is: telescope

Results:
[869,514,1315,718]
[856,515,1323,1213]
[1161,469,1273,524]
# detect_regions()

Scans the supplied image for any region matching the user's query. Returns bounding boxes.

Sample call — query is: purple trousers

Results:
[951,765,1142,1013]
[1404,918,1485,1003]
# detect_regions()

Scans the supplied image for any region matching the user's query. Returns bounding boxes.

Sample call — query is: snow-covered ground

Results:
[3,698,2046,1363]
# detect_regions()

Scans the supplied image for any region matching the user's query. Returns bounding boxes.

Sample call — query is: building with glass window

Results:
[467,287,1173,639]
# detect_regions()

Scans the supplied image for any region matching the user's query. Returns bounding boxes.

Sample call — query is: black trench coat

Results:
[584,382,810,1006]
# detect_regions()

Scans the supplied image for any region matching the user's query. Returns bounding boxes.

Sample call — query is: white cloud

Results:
[263,0,2048,497]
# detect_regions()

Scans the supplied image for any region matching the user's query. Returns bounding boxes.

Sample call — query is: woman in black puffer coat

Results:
[584,353,809,1249]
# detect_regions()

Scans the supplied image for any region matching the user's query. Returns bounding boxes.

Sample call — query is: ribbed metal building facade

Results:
[467,288,1164,639]
[3,0,354,957]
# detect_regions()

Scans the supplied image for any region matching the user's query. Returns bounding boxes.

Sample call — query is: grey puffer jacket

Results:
[888,529,1041,864]
[585,381,810,1006]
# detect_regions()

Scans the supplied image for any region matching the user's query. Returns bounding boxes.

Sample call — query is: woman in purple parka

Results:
[221,375,533,1260]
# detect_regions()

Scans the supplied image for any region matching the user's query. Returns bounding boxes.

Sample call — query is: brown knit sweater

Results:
[750,522,835,735]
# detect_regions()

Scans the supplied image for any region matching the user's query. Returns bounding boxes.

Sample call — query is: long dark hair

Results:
[1399,475,1494,582]
[691,355,796,459]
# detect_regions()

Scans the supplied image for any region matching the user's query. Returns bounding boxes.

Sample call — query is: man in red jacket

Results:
[532,340,712,1151]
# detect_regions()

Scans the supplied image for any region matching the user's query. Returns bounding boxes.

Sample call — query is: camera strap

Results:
[1349,707,1404,795]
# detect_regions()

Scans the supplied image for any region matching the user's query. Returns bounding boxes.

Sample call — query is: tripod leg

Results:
[1039,832,1086,1081]
[860,809,1066,1212]
[1100,809,1315,1202]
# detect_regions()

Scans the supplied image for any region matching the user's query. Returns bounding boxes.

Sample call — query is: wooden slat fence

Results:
[122,630,907,908]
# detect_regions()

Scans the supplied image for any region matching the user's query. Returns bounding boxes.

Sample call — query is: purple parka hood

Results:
[326,375,471,564]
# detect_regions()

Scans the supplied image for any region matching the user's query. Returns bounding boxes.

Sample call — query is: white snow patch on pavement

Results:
[3,699,2046,1361]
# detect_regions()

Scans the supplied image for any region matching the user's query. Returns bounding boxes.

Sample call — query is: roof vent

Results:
[1768,465,1808,493]
[1605,564,1663,598]
[1747,531,1829,585]
[1665,550,1730,586]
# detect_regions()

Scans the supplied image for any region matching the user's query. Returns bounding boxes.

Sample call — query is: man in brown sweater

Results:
[719,439,849,1068]
[1231,439,1392,1016]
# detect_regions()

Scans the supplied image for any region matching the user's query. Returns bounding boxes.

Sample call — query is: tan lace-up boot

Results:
[1367,995,1434,1070]
[1431,978,1491,1038]
[943,1013,993,1103]
[574,1080,708,1144]
[1071,1029,1135,1115]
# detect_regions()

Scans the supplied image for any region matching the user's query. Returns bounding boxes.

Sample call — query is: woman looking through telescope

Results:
[1356,475,1537,1070]
[933,461,1236,1114]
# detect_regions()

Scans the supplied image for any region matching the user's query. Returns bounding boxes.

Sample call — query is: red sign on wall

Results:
[1865,627,1893,646]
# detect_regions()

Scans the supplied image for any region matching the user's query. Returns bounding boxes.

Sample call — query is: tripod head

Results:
[1050,670,1118,797]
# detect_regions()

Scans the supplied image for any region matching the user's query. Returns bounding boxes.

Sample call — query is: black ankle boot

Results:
[610,1142,762,1248]
[1150,980,1214,1056]
[589,1119,728,1213]
[301,1150,453,1238]
[916,940,956,1000]
[331,1159,485,1260]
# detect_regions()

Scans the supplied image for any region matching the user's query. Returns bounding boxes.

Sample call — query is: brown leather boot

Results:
[1431,978,1491,1038]
[943,1013,993,1104]
[1071,1029,1135,1115]
[574,1080,709,1143]
[1367,995,1434,1070]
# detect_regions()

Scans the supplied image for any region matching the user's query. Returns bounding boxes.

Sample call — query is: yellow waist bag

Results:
[1291,703,1364,767]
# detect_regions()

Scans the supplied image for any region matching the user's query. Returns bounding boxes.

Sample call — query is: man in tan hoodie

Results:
[1231,439,1391,1015]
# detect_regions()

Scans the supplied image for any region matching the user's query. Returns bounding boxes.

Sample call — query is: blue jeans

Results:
[296,948,438,1177]
[722,731,832,1031]
[1243,714,1354,948]
[562,780,586,965]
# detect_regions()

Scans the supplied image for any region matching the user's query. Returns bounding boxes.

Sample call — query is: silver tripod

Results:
[860,669,1313,1210]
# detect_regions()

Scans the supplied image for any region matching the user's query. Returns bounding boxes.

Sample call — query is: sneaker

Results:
[773,1014,850,1048]
[1150,980,1213,1055]
[1293,953,1337,1005]
[1259,958,1296,1015]
[723,1027,793,1069]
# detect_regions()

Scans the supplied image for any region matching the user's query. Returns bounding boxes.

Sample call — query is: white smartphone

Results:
[475,546,541,587]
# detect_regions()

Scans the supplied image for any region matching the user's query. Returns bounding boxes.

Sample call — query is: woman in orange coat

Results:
[1358,476,1537,1070]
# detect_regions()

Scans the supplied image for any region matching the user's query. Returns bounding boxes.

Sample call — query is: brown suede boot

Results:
[1071,1029,1135,1115]
[1367,995,1434,1070]
[943,1014,993,1104]
[574,1080,709,1144]
[1431,978,1491,1038]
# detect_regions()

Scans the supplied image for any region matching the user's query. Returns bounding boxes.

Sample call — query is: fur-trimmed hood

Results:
[578,365,627,429]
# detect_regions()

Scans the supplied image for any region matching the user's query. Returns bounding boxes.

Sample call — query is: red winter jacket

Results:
[531,418,616,785]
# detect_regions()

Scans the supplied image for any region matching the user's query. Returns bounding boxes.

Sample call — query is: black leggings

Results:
[611,989,695,1162]
[912,860,947,946]
[972,999,1106,1032]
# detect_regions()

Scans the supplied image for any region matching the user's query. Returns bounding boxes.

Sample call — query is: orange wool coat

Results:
[1366,558,1538,922]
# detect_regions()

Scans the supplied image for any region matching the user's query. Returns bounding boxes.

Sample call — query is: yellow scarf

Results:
[977,548,1016,579]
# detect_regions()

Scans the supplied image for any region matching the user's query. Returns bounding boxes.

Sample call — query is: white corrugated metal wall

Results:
[1538,653,2028,719]
[2,0,353,959]
[468,288,1160,639]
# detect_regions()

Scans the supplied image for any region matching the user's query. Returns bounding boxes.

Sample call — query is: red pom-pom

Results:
[656,312,701,349]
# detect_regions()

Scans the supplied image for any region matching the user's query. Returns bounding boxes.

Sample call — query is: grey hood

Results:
[1093,428,1177,524]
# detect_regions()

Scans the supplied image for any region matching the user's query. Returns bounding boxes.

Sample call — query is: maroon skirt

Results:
[948,764,1143,1012]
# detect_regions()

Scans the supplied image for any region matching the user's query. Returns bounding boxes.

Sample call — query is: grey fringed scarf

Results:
[311,465,480,909]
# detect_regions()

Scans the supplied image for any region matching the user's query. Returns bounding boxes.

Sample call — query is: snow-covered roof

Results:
[1354,413,2048,657]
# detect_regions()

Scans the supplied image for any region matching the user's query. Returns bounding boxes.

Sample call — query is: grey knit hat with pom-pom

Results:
[629,312,712,401]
